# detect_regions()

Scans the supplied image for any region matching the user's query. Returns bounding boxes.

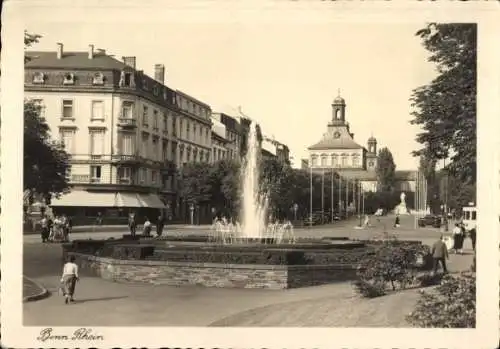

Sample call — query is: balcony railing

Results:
[117,118,137,127]
[71,174,90,183]
[112,154,141,163]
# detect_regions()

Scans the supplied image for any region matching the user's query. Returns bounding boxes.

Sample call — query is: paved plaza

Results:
[23,215,474,327]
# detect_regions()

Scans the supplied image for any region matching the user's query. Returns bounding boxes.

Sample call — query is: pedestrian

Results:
[452,223,464,254]
[66,216,73,241]
[96,212,103,226]
[128,212,137,237]
[394,214,400,228]
[156,213,165,237]
[363,214,370,228]
[40,215,49,243]
[469,227,476,251]
[47,215,54,242]
[60,255,79,304]
[431,234,449,274]
[143,216,152,237]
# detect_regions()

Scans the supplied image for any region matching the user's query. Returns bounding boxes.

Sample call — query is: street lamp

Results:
[293,203,298,221]
[189,203,195,225]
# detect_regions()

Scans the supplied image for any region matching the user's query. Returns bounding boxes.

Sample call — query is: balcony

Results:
[111,154,142,164]
[161,160,177,174]
[117,118,137,128]
[71,174,90,183]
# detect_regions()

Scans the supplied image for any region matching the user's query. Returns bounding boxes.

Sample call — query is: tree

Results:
[24,100,71,203]
[410,23,476,184]
[376,147,396,192]
[177,162,213,205]
[24,32,71,203]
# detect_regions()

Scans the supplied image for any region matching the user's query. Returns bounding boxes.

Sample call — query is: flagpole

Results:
[309,162,313,229]
[330,170,334,223]
[338,173,341,219]
[414,170,419,229]
[321,169,325,224]
[345,178,349,218]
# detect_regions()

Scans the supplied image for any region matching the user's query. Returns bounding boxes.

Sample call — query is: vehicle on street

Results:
[461,205,476,233]
[417,214,441,228]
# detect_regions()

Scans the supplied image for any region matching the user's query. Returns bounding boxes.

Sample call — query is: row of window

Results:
[85,165,166,187]
[311,154,361,167]
[32,72,104,86]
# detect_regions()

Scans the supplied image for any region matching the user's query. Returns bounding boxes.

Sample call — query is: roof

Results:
[25,51,129,70]
[333,96,345,105]
[315,169,416,182]
[308,136,364,150]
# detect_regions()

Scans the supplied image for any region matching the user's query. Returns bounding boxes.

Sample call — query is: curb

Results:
[22,276,50,303]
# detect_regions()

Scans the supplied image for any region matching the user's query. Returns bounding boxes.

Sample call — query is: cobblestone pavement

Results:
[23,215,473,326]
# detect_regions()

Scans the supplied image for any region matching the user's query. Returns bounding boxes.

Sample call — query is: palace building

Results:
[306,94,416,192]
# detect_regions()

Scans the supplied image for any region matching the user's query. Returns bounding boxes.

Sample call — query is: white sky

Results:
[26,21,437,170]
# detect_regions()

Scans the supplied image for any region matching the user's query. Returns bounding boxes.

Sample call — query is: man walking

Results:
[431,235,449,274]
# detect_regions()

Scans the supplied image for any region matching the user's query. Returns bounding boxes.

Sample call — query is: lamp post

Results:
[358,181,362,227]
[443,158,449,232]
[189,203,195,226]
[293,203,298,221]
[309,162,313,229]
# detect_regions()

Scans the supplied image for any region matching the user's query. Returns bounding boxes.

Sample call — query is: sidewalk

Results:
[23,223,213,235]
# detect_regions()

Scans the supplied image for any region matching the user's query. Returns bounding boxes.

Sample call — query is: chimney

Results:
[56,43,63,59]
[154,64,165,84]
[88,44,94,59]
[122,56,136,69]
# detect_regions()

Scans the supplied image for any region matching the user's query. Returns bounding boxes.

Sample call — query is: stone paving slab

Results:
[23,276,49,302]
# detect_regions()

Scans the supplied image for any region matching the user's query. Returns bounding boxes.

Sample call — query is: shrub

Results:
[406,273,476,328]
[352,279,386,298]
[111,244,155,260]
[353,240,429,297]
[416,272,444,287]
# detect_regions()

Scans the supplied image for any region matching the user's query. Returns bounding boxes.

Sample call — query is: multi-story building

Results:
[174,90,212,166]
[24,43,210,223]
[211,118,230,162]
[211,112,241,161]
[262,136,291,165]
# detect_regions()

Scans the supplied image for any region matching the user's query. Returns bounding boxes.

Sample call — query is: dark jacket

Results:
[431,239,449,259]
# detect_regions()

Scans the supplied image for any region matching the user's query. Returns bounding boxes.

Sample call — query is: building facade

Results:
[211,112,241,161]
[24,44,211,223]
[306,94,416,192]
[211,118,230,162]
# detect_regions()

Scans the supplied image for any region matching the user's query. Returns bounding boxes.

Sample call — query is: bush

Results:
[416,272,444,287]
[406,273,475,328]
[111,244,155,260]
[353,240,428,297]
[352,279,386,298]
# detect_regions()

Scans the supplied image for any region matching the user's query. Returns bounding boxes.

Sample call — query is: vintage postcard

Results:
[1,0,499,348]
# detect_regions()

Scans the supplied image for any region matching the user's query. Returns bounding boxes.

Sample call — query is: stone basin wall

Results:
[67,252,358,289]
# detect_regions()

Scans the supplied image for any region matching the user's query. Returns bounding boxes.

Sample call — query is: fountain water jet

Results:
[240,122,269,239]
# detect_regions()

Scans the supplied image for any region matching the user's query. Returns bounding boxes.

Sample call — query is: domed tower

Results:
[366,135,378,171]
[331,93,346,125]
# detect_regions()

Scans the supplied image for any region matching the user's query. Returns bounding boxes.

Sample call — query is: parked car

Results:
[303,215,321,226]
[417,215,441,228]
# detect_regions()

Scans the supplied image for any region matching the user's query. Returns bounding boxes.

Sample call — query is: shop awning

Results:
[115,192,142,208]
[51,191,117,207]
[137,194,166,209]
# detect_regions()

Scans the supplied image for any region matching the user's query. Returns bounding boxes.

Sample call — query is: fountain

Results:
[64,122,375,289]
[208,121,296,245]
